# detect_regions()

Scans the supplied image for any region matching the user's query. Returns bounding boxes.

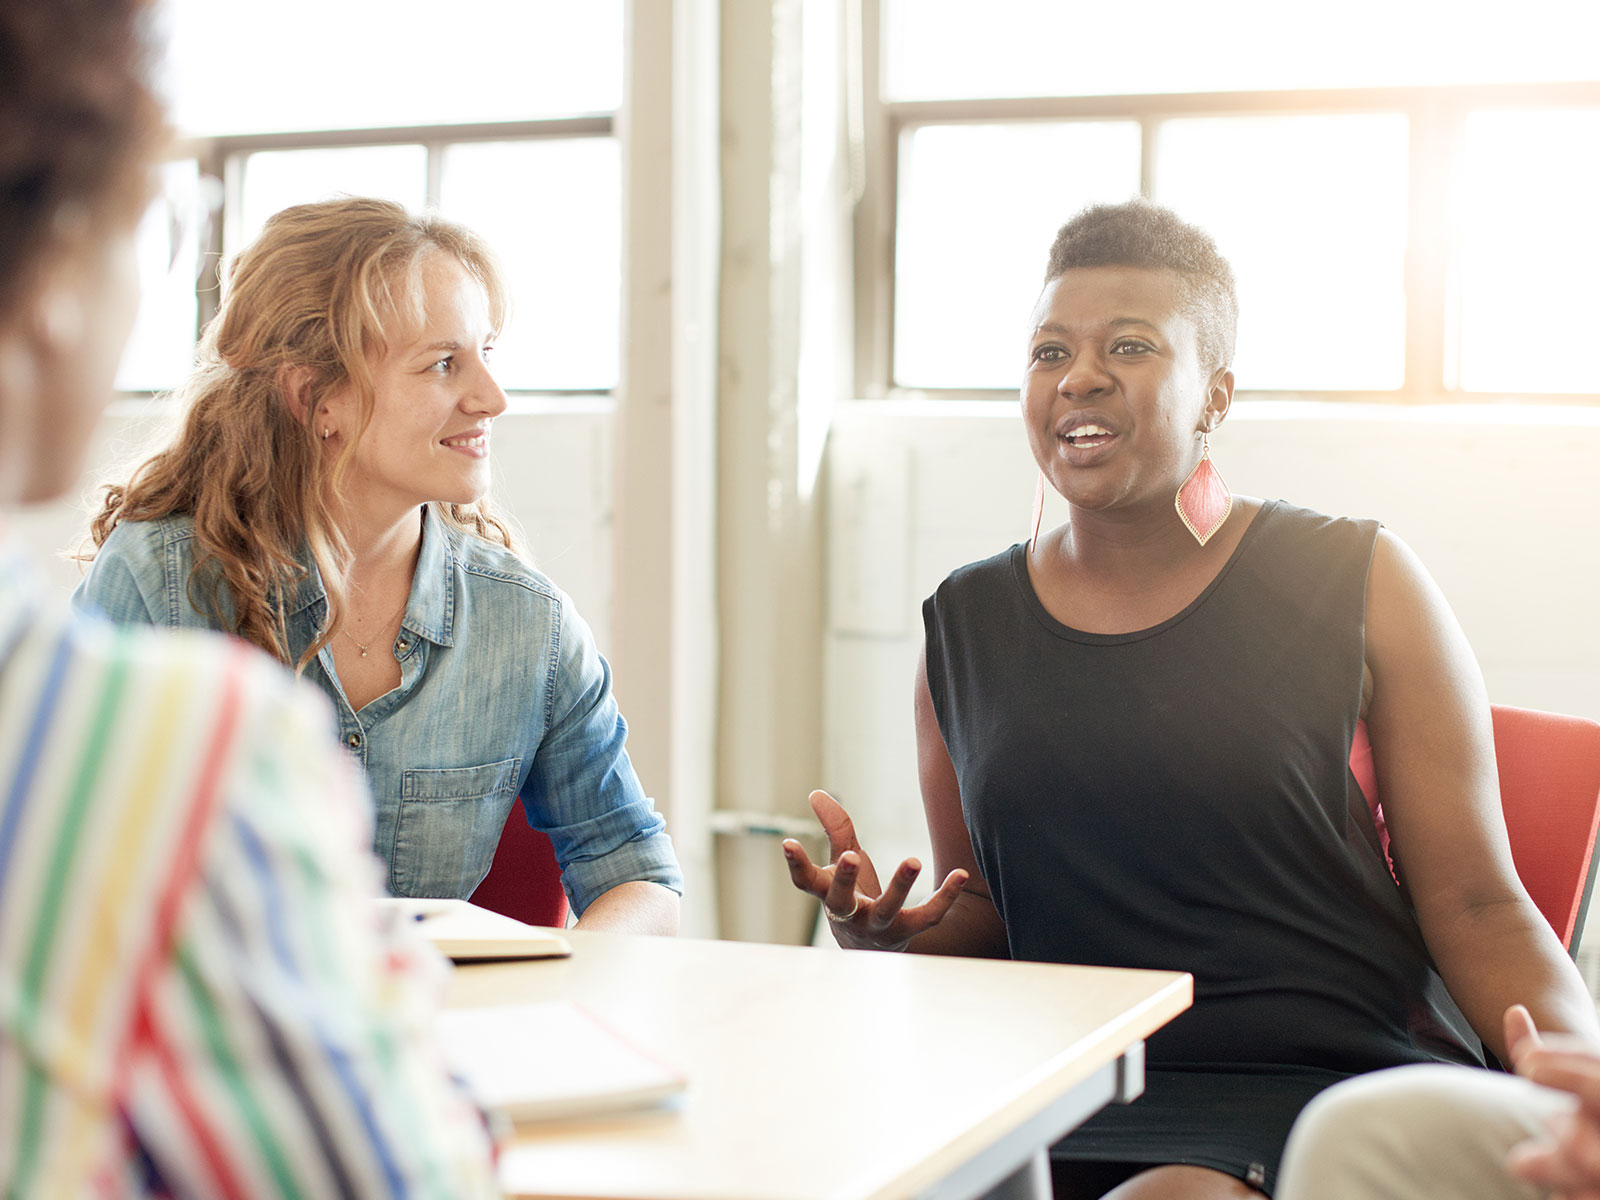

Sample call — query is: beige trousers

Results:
[1275,1065,1572,1200]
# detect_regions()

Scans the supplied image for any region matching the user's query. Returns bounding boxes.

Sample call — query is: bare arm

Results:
[908,644,1009,958]
[779,643,1007,957]
[1365,530,1598,1058]
[575,880,680,935]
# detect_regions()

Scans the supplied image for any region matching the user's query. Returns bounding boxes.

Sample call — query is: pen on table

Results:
[402,900,455,923]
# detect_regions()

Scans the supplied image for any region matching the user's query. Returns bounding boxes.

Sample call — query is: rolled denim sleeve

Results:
[519,595,682,916]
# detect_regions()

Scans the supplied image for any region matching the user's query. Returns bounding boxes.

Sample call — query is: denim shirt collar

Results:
[284,504,457,648]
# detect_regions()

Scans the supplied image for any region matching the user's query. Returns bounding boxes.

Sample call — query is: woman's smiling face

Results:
[335,251,508,519]
[1022,264,1226,523]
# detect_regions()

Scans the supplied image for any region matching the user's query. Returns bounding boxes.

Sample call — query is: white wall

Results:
[15,399,618,653]
[821,399,1600,914]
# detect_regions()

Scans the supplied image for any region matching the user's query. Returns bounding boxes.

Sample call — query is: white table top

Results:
[445,930,1191,1200]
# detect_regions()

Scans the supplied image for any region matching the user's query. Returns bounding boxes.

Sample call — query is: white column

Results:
[614,0,721,938]
[713,0,851,942]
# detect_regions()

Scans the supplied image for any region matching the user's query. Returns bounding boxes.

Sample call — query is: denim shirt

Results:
[72,505,682,913]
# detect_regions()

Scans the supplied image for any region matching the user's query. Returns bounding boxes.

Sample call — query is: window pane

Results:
[1457,109,1600,394]
[116,160,210,392]
[161,0,622,135]
[232,145,429,255]
[893,122,1142,389]
[883,0,1600,100]
[1153,114,1409,391]
[438,139,620,391]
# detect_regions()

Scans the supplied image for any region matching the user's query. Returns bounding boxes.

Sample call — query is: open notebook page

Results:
[437,1000,687,1121]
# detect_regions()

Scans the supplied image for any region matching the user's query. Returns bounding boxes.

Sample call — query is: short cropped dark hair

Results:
[1045,199,1238,374]
[0,0,167,323]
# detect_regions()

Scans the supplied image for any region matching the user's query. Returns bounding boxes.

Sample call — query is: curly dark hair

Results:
[0,0,167,324]
[1045,198,1238,375]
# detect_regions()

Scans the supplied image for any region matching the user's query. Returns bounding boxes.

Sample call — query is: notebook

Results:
[436,1000,687,1121]
[376,897,572,961]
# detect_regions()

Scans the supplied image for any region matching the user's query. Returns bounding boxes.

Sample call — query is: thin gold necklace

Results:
[338,595,409,658]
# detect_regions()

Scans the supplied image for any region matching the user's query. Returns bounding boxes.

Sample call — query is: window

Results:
[118,160,212,392]
[438,138,621,391]
[1455,109,1600,395]
[1153,114,1409,392]
[893,121,1141,389]
[120,0,623,395]
[864,0,1600,400]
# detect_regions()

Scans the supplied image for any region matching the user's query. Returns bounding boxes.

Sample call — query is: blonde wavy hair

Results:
[85,196,521,671]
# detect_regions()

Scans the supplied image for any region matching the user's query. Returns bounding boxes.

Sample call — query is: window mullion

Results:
[852,0,893,397]
[196,141,228,337]
[1139,114,1159,197]
[425,140,445,211]
[1404,94,1455,397]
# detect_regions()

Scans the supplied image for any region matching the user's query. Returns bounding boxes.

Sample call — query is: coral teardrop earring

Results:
[1029,472,1045,552]
[1175,433,1232,547]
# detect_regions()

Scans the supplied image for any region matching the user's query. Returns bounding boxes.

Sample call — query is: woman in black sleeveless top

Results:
[783,200,1598,1199]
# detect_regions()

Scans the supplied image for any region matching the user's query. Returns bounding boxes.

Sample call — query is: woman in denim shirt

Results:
[74,197,681,933]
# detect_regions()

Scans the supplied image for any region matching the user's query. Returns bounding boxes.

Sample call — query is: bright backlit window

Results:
[1456,109,1600,395]
[894,122,1141,389]
[160,0,621,134]
[117,160,210,392]
[869,1,1600,400]
[1153,114,1410,391]
[233,146,429,250]
[882,0,1600,100]
[439,139,622,391]
[119,0,623,396]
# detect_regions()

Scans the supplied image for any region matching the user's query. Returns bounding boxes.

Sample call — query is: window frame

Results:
[853,1,1600,404]
[156,114,614,397]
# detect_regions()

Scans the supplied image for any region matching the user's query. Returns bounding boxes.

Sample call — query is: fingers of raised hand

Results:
[781,839,831,898]
[809,790,859,858]
[899,868,969,933]
[867,865,969,942]
[864,858,923,932]
[822,851,864,922]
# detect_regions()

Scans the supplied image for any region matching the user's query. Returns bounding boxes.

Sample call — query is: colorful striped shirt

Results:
[0,540,501,1198]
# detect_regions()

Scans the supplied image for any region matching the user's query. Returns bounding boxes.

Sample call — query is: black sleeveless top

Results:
[923,501,1481,1191]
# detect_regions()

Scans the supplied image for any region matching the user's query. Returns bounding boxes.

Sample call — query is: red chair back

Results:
[469,801,569,928]
[1351,705,1600,953]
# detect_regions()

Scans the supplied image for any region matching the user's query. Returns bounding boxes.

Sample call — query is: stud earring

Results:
[1175,431,1232,547]
[321,428,331,440]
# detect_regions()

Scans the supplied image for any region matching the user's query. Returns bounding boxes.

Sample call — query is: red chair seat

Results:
[470,801,569,928]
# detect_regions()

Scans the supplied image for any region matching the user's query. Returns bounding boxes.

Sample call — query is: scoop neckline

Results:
[1009,499,1279,645]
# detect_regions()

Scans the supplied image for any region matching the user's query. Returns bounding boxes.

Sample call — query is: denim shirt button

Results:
[346,732,362,750]
[396,637,410,653]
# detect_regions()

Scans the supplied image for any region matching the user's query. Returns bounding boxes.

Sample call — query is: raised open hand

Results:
[782,789,967,952]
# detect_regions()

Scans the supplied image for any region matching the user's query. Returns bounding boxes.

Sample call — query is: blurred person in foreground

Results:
[0,2,500,1194]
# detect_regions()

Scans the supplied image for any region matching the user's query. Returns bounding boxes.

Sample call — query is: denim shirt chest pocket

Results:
[389,757,522,898]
